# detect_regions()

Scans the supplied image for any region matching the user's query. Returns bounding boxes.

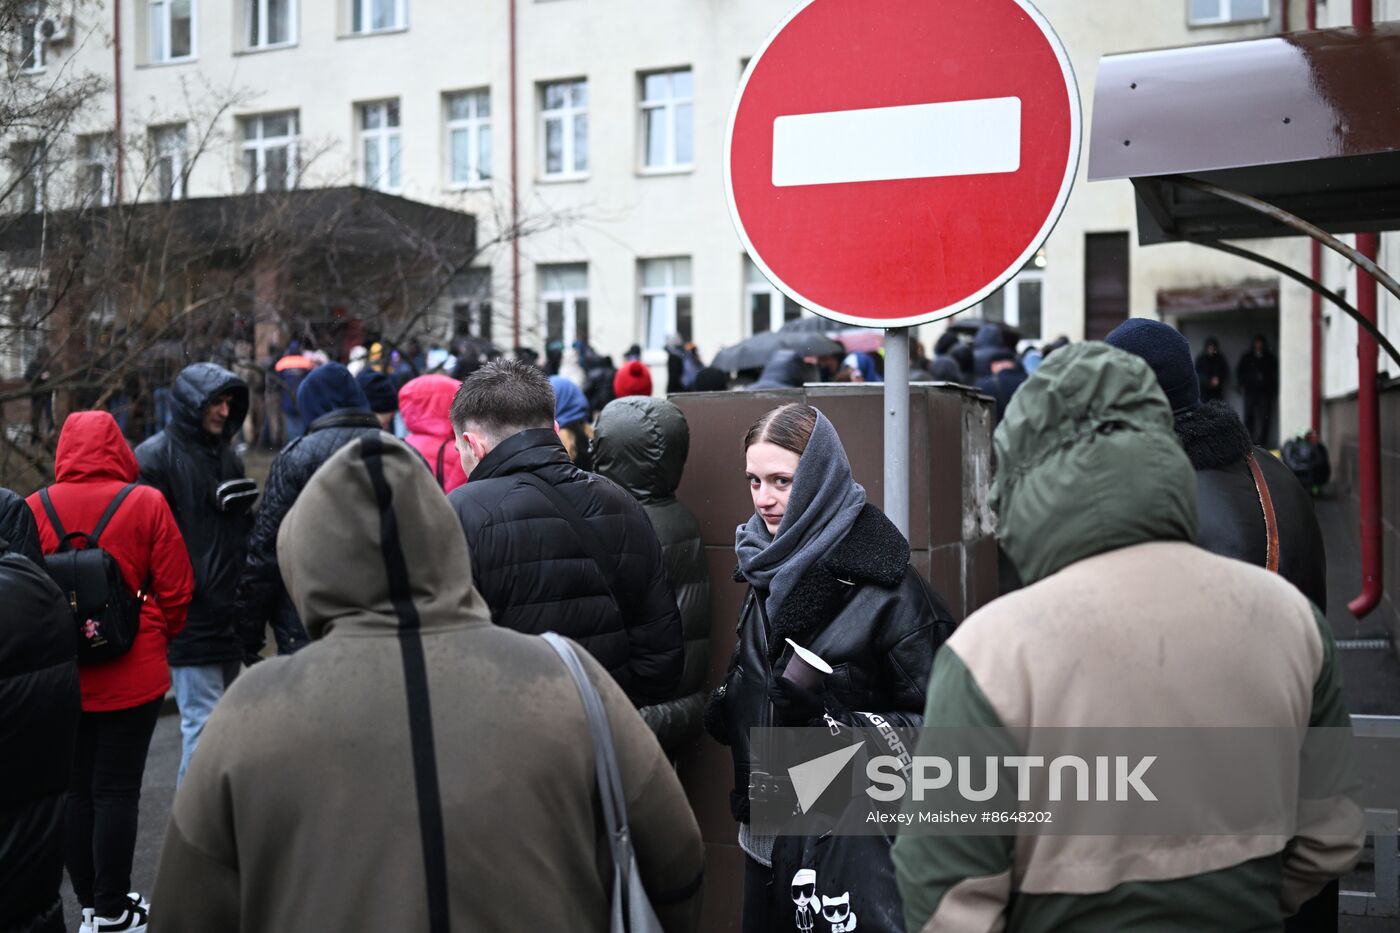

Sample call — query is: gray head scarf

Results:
[735,408,867,624]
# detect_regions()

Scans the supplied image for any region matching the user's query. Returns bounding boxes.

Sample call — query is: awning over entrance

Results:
[1158,283,1279,316]
[1088,23,1400,244]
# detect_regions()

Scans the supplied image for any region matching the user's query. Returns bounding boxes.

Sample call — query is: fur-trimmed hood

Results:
[1174,400,1253,470]
[734,503,909,660]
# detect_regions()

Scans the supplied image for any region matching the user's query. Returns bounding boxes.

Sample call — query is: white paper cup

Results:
[781,638,834,690]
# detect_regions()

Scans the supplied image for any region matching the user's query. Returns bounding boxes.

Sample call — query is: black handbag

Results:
[38,484,145,664]
[768,712,910,933]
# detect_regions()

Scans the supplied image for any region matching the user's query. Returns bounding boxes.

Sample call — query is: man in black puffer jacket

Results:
[447,360,683,706]
[594,396,710,751]
[0,488,80,933]
[234,363,382,659]
[136,362,252,785]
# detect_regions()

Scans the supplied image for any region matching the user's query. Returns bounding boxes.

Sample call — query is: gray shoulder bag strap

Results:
[541,633,664,933]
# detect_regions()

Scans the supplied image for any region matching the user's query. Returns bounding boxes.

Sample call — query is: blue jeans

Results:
[171,662,238,786]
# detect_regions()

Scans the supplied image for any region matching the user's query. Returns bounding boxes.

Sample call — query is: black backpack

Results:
[38,484,145,664]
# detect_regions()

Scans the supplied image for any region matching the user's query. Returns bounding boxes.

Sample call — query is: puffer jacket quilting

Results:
[234,409,384,655]
[594,397,710,750]
[447,428,684,706]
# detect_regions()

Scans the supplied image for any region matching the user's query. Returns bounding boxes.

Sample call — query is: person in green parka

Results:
[891,342,1362,933]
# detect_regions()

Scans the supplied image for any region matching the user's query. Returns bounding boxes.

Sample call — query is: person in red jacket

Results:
[27,410,193,933]
[398,374,467,492]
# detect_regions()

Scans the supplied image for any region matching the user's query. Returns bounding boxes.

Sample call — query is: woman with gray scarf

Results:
[703,403,955,932]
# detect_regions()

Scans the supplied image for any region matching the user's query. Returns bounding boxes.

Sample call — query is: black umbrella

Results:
[778,316,836,334]
[712,329,845,372]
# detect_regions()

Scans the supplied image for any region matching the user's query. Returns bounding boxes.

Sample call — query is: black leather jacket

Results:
[135,363,251,666]
[705,504,956,822]
[235,409,384,655]
[1176,401,1326,611]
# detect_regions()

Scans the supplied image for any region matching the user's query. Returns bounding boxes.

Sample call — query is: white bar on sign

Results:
[771,97,1022,188]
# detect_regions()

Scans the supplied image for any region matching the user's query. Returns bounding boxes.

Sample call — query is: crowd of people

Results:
[0,314,1355,933]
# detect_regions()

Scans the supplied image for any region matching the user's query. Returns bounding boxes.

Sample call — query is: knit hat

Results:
[356,369,399,414]
[613,360,653,398]
[548,375,590,426]
[1104,318,1201,414]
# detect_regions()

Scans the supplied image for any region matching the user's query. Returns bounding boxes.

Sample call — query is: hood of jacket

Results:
[0,486,43,564]
[398,374,460,440]
[751,349,805,389]
[169,362,249,445]
[297,363,369,424]
[54,411,139,484]
[973,323,1008,376]
[593,396,688,503]
[990,342,1197,586]
[549,375,590,427]
[277,433,491,640]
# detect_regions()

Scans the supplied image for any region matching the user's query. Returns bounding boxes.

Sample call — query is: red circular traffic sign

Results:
[725,0,1081,329]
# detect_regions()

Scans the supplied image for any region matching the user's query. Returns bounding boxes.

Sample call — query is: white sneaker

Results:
[126,893,150,912]
[78,907,95,933]
[89,896,148,933]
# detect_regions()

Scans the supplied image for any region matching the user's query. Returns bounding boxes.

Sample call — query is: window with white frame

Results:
[9,142,44,213]
[246,0,294,48]
[151,124,187,200]
[975,248,1044,340]
[149,0,195,62]
[745,257,803,335]
[540,79,587,179]
[18,1,45,71]
[445,90,491,188]
[640,68,693,171]
[77,134,116,207]
[351,0,405,33]
[640,257,692,349]
[452,268,492,342]
[1188,0,1268,25]
[359,100,402,192]
[540,264,589,346]
[241,112,298,192]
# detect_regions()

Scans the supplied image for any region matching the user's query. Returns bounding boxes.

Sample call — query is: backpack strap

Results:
[517,473,621,608]
[89,483,139,548]
[37,488,69,541]
[1246,453,1280,573]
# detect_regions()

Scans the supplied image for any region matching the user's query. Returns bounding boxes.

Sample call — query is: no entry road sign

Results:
[725,0,1082,329]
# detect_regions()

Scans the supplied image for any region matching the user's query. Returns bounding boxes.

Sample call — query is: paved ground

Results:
[56,490,1399,929]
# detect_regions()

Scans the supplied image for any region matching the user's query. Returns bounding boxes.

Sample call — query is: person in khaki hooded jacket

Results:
[149,433,704,933]
[892,343,1362,933]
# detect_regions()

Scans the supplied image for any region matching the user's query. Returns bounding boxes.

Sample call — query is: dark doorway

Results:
[1084,232,1131,340]
[1169,301,1281,449]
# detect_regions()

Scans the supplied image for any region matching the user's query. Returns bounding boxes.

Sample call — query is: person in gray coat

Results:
[594,396,710,753]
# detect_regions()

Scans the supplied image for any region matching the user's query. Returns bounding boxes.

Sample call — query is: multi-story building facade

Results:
[6,0,1397,443]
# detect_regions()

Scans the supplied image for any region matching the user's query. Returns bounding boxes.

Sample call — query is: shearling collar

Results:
[734,504,909,661]
[1174,400,1253,470]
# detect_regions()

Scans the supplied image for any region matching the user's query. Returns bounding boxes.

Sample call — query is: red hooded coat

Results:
[28,411,194,712]
[398,375,467,493]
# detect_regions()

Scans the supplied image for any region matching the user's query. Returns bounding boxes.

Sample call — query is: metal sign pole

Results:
[884,327,910,536]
